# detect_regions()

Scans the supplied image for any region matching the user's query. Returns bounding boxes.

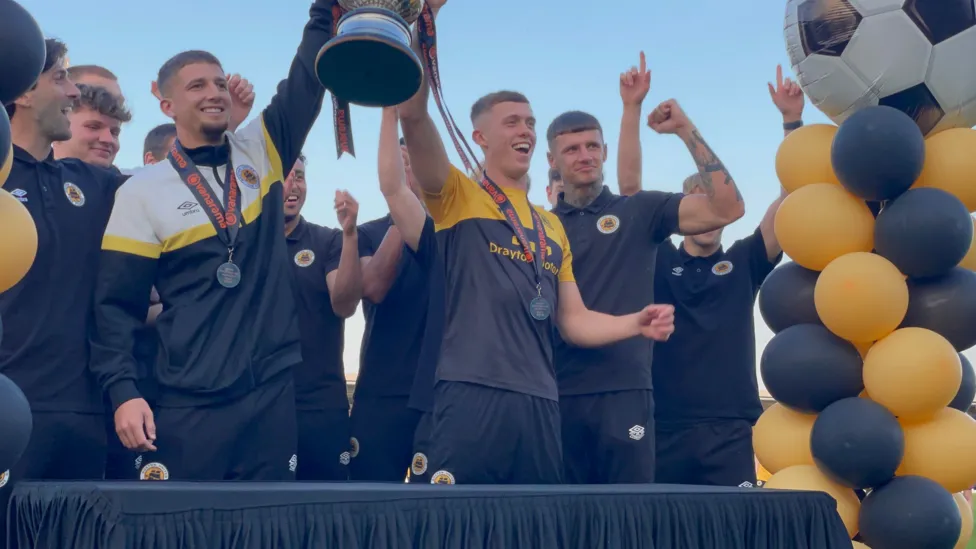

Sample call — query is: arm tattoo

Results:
[682,130,743,202]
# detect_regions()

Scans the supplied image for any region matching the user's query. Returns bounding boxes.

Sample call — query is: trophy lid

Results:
[338,0,423,24]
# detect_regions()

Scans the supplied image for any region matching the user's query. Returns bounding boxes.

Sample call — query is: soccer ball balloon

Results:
[785,0,976,136]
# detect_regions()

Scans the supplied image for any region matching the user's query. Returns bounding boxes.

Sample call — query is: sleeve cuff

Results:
[108,380,142,411]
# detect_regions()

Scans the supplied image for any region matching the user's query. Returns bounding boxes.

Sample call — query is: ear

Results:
[143,151,155,165]
[159,98,176,119]
[13,90,33,110]
[602,143,609,162]
[471,128,487,148]
[547,151,555,168]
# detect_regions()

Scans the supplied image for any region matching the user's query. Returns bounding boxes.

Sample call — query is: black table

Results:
[8,481,852,548]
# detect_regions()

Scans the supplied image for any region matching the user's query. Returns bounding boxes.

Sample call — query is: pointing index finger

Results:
[776,64,783,89]
[639,51,646,74]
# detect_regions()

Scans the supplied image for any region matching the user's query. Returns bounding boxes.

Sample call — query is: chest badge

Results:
[671,266,683,276]
[236,165,260,190]
[294,249,315,267]
[63,182,85,207]
[712,260,734,276]
[597,214,620,234]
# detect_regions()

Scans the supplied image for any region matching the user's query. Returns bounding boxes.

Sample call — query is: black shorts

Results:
[349,396,421,482]
[408,411,433,484]
[141,375,298,481]
[104,411,140,480]
[0,412,106,543]
[427,381,562,485]
[297,408,351,481]
[560,389,655,484]
[655,419,756,487]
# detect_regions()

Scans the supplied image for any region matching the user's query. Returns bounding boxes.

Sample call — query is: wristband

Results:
[783,120,804,131]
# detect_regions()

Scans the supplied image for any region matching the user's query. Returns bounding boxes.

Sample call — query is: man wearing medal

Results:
[90,0,337,481]
[396,0,675,485]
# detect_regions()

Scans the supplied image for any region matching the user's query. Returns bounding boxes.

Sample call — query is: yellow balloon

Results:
[916,128,976,212]
[898,408,976,494]
[0,144,12,187]
[764,464,860,538]
[954,492,973,549]
[757,461,772,482]
[865,328,961,421]
[774,184,875,271]
[0,188,38,293]
[814,252,908,343]
[753,403,816,474]
[854,341,873,358]
[775,124,841,193]
[959,217,976,272]
[852,542,870,549]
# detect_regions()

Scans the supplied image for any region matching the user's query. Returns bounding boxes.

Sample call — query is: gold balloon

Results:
[0,188,38,293]
[954,492,973,549]
[775,124,841,193]
[753,403,816,474]
[865,328,961,421]
[764,465,860,538]
[774,184,875,271]
[916,128,976,212]
[898,408,976,494]
[0,144,12,186]
[814,252,908,343]
[854,341,873,358]
[959,217,976,272]
[852,542,870,549]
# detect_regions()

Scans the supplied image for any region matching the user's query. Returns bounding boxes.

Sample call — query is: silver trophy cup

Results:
[316,0,424,107]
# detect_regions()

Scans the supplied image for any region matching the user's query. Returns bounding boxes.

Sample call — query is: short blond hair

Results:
[682,173,704,194]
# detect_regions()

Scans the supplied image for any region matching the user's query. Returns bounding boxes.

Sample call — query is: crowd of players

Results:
[0,0,805,537]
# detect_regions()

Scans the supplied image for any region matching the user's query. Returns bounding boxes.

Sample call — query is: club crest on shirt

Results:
[236,164,260,189]
[140,462,169,480]
[294,249,315,267]
[430,470,455,485]
[411,453,428,476]
[63,182,85,206]
[0,470,9,488]
[349,437,360,458]
[711,260,734,276]
[597,214,620,234]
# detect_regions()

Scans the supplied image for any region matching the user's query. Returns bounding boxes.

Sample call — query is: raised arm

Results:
[359,223,404,304]
[327,191,363,318]
[256,0,334,176]
[91,182,159,452]
[397,0,451,195]
[380,107,428,250]
[761,65,806,260]
[648,100,745,235]
[617,52,650,196]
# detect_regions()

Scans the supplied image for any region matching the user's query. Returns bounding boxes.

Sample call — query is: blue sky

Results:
[20,0,974,384]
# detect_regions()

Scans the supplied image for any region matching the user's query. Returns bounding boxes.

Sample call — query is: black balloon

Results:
[859,476,961,549]
[758,262,822,333]
[831,105,925,201]
[949,354,975,412]
[760,324,863,413]
[810,397,904,489]
[900,268,976,352]
[0,0,46,104]
[0,106,10,175]
[875,188,973,279]
[0,374,31,473]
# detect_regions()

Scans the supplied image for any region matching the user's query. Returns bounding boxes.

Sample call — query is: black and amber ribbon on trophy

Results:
[330,3,356,158]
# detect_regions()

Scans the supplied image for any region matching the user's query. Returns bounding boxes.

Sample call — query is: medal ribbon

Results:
[480,175,548,295]
[330,3,356,158]
[167,141,241,255]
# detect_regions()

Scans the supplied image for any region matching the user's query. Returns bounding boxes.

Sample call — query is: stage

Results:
[7,481,851,548]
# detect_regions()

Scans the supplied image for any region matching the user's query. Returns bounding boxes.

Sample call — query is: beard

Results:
[200,120,229,144]
[41,108,72,143]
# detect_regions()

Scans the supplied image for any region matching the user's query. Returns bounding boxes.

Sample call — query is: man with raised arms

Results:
[397,0,675,485]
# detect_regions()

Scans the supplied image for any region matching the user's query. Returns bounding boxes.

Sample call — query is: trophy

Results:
[316,0,424,108]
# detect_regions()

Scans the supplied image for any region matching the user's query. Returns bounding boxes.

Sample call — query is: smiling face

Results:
[283,158,307,222]
[470,93,536,183]
[16,55,79,143]
[160,62,231,144]
[55,106,122,167]
[548,128,607,189]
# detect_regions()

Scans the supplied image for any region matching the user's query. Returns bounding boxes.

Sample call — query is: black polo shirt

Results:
[407,217,445,414]
[286,217,349,410]
[0,145,127,413]
[356,215,429,399]
[652,228,781,423]
[553,186,683,395]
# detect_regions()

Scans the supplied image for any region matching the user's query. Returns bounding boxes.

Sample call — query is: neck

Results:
[682,237,720,257]
[562,181,603,208]
[11,118,53,161]
[484,164,527,191]
[284,216,300,236]
[176,126,224,150]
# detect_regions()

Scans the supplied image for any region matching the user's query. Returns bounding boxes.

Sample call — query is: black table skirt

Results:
[8,482,853,549]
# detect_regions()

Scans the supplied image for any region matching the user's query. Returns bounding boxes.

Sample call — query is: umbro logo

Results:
[671,267,683,276]
[628,425,645,440]
[9,188,27,202]
[177,201,201,217]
